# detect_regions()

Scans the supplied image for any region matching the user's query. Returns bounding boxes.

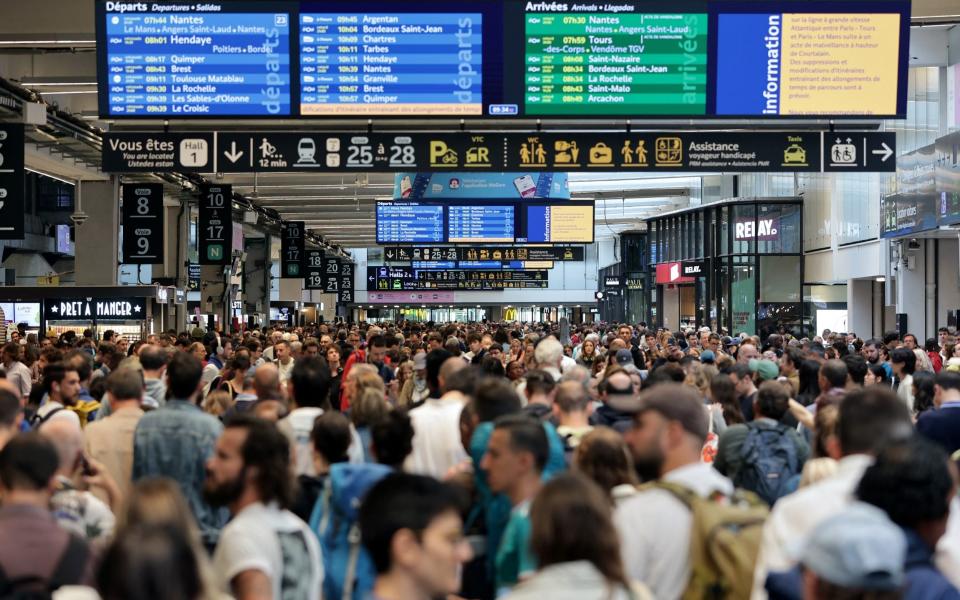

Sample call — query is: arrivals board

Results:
[96,0,910,120]
[97,2,292,117]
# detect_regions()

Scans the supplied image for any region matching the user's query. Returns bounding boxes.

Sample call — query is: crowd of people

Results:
[1,319,960,599]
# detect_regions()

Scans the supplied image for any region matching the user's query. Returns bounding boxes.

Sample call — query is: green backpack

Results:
[643,481,769,600]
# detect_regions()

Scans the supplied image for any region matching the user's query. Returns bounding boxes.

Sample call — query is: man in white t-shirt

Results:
[405,357,470,478]
[277,356,331,476]
[205,415,323,600]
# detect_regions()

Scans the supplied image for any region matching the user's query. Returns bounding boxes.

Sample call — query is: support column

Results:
[895,242,926,338]
[243,236,269,327]
[847,279,873,340]
[75,180,119,286]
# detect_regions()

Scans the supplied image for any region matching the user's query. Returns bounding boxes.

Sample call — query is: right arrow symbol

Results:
[872,142,894,162]
[224,141,244,163]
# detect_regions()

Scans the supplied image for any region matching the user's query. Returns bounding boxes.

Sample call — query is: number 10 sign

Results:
[122,183,163,264]
[199,184,233,265]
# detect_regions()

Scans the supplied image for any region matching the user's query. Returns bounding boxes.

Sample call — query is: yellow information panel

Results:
[548,204,594,243]
[779,13,900,115]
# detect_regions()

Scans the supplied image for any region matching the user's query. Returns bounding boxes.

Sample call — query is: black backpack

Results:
[0,534,88,599]
[735,423,802,506]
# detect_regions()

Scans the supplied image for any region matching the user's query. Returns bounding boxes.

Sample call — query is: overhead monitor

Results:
[376,202,444,243]
[96,0,910,119]
[447,205,515,243]
[520,202,595,243]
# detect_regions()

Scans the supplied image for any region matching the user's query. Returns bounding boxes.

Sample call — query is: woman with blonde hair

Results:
[504,474,651,600]
[352,385,389,463]
[116,478,224,600]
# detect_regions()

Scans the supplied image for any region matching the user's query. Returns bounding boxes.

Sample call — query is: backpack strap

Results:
[48,533,88,590]
[32,407,63,428]
[317,479,333,536]
[341,524,362,600]
[637,480,699,509]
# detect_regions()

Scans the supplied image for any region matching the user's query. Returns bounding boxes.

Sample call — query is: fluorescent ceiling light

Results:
[25,167,76,186]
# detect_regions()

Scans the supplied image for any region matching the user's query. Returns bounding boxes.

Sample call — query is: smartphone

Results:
[513,175,537,198]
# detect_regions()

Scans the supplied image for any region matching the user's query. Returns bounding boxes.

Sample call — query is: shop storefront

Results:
[646,198,804,337]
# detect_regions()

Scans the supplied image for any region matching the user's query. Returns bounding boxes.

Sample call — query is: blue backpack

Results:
[735,423,801,506]
[309,462,392,600]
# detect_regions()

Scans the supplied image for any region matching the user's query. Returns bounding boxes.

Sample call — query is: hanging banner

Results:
[198,184,233,265]
[0,125,24,240]
[280,221,304,278]
[121,183,163,264]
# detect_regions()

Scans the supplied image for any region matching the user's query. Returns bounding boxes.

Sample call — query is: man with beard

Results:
[613,383,734,600]
[205,415,322,600]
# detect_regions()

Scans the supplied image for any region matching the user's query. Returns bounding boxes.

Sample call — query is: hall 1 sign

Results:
[280,221,304,278]
[44,297,147,321]
[198,184,233,265]
[121,183,163,264]
[304,249,325,290]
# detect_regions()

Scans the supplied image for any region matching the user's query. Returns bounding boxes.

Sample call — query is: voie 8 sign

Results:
[122,183,163,264]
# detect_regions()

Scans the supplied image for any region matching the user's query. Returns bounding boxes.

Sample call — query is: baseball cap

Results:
[723,336,740,347]
[749,359,780,381]
[798,502,905,591]
[700,350,716,364]
[614,349,634,366]
[190,326,205,340]
[413,352,427,371]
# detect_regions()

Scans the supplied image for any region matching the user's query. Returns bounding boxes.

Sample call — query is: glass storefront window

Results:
[732,204,756,254]
[757,203,801,254]
[731,259,756,335]
[760,256,801,302]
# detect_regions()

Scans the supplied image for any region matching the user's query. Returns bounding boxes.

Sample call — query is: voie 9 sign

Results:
[735,217,779,241]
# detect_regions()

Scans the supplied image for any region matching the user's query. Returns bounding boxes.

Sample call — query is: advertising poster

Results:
[393,172,569,200]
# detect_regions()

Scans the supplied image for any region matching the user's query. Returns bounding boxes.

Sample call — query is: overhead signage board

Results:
[102,131,896,174]
[681,261,706,278]
[0,125,25,240]
[280,221,304,278]
[101,132,213,172]
[96,0,909,120]
[44,297,147,321]
[367,266,549,291]
[198,184,233,265]
[655,262,695,284]
[121,183,163,264]
[338,262,354,303]
[383,245,583,262]
[97,1,292,117]
[376,200,593,244]
[305,249,325,290]
[188,263,201,290]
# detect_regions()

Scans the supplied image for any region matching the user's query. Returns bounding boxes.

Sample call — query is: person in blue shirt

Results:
[480,413,550,597]
[857,436,960,600]
[917,371,960,455]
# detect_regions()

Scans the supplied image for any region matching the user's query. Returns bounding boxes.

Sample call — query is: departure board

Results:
[100,3,292,116]
[524,12,708,115]
[299,12,482,116]
[448,205,515,243]
[376,202,444,243]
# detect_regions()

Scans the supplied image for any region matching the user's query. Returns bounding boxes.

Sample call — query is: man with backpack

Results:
[614,383,766,600]
[0,433,92,595]
[714,381,809,505]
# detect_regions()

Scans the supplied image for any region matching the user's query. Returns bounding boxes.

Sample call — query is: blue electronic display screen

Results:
[299,12,482,117]
[376,202,444,243]
[447,205,515,243]
[98,1,293,117]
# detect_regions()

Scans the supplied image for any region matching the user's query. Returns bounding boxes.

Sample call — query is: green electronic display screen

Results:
[524,12,708,115]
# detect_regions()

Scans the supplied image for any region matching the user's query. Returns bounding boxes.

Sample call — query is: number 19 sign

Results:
[281,221,304,278]
[199,184,233,265]
[122,183,163,264]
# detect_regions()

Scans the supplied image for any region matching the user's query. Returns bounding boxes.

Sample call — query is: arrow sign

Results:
[872,142,893,162]
[224,141,243,163]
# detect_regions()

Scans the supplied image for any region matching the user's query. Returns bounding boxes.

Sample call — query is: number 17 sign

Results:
[199,184,233,265]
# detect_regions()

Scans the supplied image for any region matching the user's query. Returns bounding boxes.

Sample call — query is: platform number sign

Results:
[339,262,354,303]
[0,125,24,240]
[281,221,304,278]
[198,184,232,265]
[121,183,163,264]
[322,256,340,293]
[305,249,325,290]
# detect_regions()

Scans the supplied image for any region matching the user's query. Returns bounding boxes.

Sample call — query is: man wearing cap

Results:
[614,383,735,600]
[590,369,638,434]
[765,502,907,599]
